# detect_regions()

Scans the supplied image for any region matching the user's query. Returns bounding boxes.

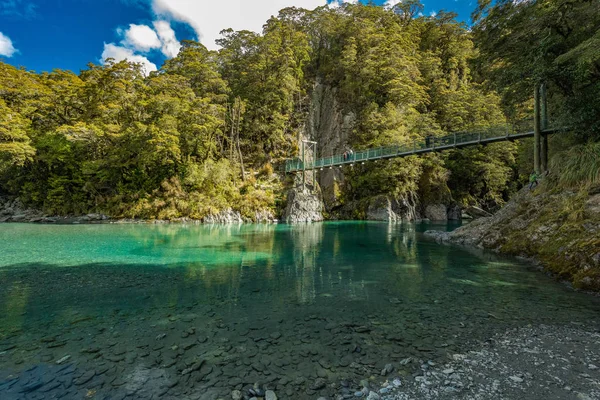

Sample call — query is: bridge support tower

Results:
[534,83,549,175]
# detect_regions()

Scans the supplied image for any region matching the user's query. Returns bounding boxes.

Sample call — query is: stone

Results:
[380,363,394,376]
[366,392,380,400]
[310,378,327,390]
[20,381,44,393]
[203,209,243,224]
[231,389,242,400]
[392,378,401,387]
[56,355,71,365]
[425,204,448,221]
[283,189,324,223]
[443,368,454,375]
[265,390,278,400]
[509,376,523,383]
[74,371,95,386]
[447,204,462,220]
[465,206,492,219]
[270,332,282,340]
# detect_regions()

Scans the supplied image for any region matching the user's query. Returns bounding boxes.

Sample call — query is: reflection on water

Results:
[0,222,599,399]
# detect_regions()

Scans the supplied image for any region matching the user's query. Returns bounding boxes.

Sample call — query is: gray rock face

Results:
[0,197,44,222]
[283,189,324,223]
[254,209,276,223]
[366,194,419,222]
[203,209,243,224]
[447,204,462,221]
[305,81,355,211]
[367,196,400,222]
[465,205,493,219]
[425,204,448,221]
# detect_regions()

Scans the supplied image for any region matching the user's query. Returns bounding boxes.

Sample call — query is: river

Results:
[0,222,599,399]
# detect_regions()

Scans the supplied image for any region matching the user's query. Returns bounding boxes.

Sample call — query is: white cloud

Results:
[101,43,157,75]
[151,0,330,50]
[153,20,181,58]
[0,32,17,57]
[329,0,358,8]
[122,23,162,52]
[384,0,402,10]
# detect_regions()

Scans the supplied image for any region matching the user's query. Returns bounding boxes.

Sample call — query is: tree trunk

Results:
[235,99,246,182]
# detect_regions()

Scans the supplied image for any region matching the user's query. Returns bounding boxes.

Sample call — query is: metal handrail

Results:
[285,124,561,173]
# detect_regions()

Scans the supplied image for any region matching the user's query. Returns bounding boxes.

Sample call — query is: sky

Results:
[0,0,477,74]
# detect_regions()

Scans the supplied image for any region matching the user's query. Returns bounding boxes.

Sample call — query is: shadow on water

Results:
[0,222,599,399]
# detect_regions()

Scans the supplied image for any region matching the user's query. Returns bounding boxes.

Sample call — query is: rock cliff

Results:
[282,188,324,223]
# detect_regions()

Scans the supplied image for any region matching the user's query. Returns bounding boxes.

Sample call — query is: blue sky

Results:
[0,0,477,74]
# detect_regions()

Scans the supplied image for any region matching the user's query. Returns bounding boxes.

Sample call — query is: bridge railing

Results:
[285,123,545,173]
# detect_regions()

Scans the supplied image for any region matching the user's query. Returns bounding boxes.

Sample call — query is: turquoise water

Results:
[0,222,599,400]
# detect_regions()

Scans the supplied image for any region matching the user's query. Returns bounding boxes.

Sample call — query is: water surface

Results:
[0,222,599,399]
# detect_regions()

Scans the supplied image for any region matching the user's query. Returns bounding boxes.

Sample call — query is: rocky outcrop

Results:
[425,187,600,291]
[424,204,447,221]
[447,204,462,221]
[305,81,355,212]
[283,188,324,223]
[254,209,276,223]
[366,194,420,222]
[367,196,400,222]
[0,197,44,222]
[203,209,243,224]
[0,197,111,223]
[464,205,492,219]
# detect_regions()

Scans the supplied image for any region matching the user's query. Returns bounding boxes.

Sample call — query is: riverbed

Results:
[0,222,599,399]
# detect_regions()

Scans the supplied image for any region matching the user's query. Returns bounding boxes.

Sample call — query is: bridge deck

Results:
[286,127,560,173]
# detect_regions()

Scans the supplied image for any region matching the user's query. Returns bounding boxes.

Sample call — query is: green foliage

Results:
[5,0,595,219]
[0,99,35,175]
[548,142,600,189]
[473,0,600,139]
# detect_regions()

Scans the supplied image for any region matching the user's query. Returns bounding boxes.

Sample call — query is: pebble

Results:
[442,368,454,375]
[56,355,71,365]
[509,376,524,383]
[392,378,402,387]
[366,391,380,400]
[265,390,277,400]
[231,389,242,400]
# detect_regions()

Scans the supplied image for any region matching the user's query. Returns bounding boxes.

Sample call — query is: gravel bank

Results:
[360,325,600,400]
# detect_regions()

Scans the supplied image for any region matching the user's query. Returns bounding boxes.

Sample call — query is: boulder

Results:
[447,204,462,220]
[367,195,399,222]
[424,204,447,221]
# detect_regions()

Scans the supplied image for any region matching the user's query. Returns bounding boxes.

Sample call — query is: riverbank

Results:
[352,324,600,400]
[425,185,600,292]
[0,197,278,225]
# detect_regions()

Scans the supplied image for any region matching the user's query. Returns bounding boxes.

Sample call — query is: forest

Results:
[0,0,598,221]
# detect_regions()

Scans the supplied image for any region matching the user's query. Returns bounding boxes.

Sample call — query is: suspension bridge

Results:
[285,125,561,174]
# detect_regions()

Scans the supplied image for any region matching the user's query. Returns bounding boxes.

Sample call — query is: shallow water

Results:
[0,222,599,399]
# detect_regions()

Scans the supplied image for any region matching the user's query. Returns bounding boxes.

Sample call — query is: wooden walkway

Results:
[285,126,561,173]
